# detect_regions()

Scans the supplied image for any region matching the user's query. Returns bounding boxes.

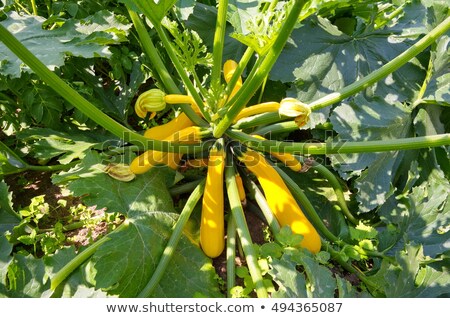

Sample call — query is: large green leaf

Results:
[53,151,176,214]
[53,151,219,297]
[18,128,100,165]
[423,35,450,106]
[150,236,222,297]
[378,165,449,258]
[0,180,20,233]
[291,252,337,298]
[384,244,450,297]
[43,246,111,298]
[329,95,412,212]
[0,11,131,78]
[0,235,13,296]
[268,256,308,298]
[4,253,49,297]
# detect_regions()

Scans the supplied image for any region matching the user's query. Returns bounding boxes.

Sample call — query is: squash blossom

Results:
[278,97,311,127]
[134,88,167,119]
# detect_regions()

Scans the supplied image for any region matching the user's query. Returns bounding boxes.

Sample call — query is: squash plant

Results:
[0,0,449,298]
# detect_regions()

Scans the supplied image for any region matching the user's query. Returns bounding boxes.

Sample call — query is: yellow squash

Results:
[130,126,202,174]
[200,142,226,258]
[238,149,321,253]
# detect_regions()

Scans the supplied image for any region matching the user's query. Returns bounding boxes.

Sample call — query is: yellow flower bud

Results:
[278,98,311,127]
[135,89,166,119]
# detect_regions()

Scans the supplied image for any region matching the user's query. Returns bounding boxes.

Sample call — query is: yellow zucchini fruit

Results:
[224,60,242,98]
[200,142,226,258]
[130,126,203,174]
[144,112,195,140]
[238,149,321,253]
[234,102,280,123]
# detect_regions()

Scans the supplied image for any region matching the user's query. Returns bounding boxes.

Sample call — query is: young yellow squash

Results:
[144,112,195,140]
[200,142,226,258]
[130,126,202,174]
[238,149,321,253]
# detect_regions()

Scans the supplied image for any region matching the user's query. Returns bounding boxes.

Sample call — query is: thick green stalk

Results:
[252,121,298,136]
[51,221,129,290]
[210,0,228,93]
[243,177,281,234]
[308,15,450,111]
[127,9,205,126]
[213,0,305,137]
[138,180,206,297]
[0,24,204,153]
[225,163,268,298]
[1,161,80,176]
[30,0,38,15]
[304,159,358,225]
[226,217,237,298]
[168,179,204,197]
[226,129,450,155]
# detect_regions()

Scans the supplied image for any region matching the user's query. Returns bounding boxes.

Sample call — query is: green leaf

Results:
[53,151,219,297]
[291,252,337,298]
[44,246,111,298]
[0,11,130,78]
[150,237,223,297]
[384,244,450,297]
[268,256,308,298]
[54,151,175,215]
[329,95,412,212]
[18,128,99,165]
[0,180,20,233]
[5,254,49,297]
[379,165,450,258]
[0,235,13,296]
[423,35,450,106]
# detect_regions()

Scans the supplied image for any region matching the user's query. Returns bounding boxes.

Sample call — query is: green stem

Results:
[213,0,305,138]
[211,0,228,94]
[242,177,281,234]
[226,217,237,298]
[251,120,298,136]
[225,162,268,298]
[8,162,80,175]
[274,166,343,245]
[308,15,450,111]
[30,0,38,15]
[304,159,358,225]
[168,179,204,197]
[50,221,129,290]
[127,9,206,126]
[0,23,204,153]
[138,179,206,297]
[226,129,450,155]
